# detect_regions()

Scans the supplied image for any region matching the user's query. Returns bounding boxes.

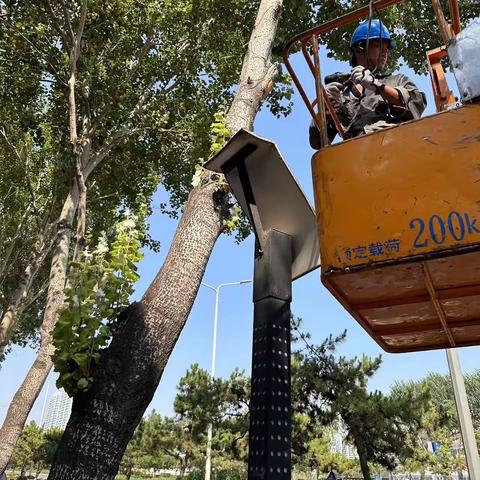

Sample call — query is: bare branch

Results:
[83,78,162,178]
[0,185,16,214]
[68,94,90,267]
[42,0,71,49]
[89,193,118,203]
[78,86,93,170]
[73,0,88,63]
[231,429,248,447]
[60,1,75,44]
[72,169,87,263]
[67,0,89,151]
[160,447,178,458]
[67,73,78,147]
[121,35,155,86]
[0,128,39,222]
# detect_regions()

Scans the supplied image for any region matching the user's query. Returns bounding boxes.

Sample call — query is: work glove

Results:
[324,82,344,110]
[350,65,383,91]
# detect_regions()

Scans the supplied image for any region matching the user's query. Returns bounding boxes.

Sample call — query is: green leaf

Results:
[77,378,89,390]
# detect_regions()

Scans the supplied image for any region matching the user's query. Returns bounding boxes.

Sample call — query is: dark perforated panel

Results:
[248,298,291,480]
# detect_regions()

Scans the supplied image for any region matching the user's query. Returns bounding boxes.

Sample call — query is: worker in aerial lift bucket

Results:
[309,19,427,148]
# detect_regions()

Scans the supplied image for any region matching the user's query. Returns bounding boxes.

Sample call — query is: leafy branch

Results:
[52,209,145,396]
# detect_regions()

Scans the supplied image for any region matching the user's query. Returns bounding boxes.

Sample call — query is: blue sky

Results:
[1,45,479,427]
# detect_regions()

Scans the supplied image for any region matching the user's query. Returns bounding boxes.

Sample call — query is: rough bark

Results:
[72,160,87,263]
[48,177,228,479]
[358,449,371,480]
[0,185,79,472]
[226,0,282,133]
[48,0,283,478]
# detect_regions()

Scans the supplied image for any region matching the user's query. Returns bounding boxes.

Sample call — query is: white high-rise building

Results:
[43,388,72,431]
[329,420,359,460]
[330,430,343,455]
[342,442,358,460]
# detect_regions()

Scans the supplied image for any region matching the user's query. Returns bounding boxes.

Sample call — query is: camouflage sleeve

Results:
[392,74,427,119]
[309,120,323,150]
[309,117,337,149]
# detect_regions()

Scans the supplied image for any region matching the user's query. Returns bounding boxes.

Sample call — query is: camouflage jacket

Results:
[309,71,427,149]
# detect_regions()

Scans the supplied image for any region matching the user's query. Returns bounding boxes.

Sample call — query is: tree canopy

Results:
[292,323,428,480]
[392,370,480,478]
[119,364,250,479]
[9,422,62,474]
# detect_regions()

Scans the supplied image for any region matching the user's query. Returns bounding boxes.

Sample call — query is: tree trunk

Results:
[48,177,227,479]
[0,225,53,356]
[180,455,188,478]
[0,185,79,472]
[48,0,283,478]
[358,451,371,480]
[125,465,133,480]
[354,436,371,480]
[0,204,31,287]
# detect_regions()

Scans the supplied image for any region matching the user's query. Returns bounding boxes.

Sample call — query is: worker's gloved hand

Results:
[324,82,344,110]
[350,65,382,91]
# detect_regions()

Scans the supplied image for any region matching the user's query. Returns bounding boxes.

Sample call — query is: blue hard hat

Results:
[350,19,396,51]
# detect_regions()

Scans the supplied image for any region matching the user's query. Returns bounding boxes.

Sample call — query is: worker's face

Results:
[354,39,389,71]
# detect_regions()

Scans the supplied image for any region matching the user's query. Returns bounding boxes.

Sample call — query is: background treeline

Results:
[10,328,480,480]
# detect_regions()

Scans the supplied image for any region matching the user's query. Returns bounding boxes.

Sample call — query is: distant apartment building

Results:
[342,442,358,460]
[43,388,72,431]
[329,422,358,460]
[330,430,343,455]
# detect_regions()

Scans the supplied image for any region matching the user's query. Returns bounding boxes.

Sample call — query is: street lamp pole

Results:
[201,280,252,480]
[204,129,320,480]
[446,349,480,480]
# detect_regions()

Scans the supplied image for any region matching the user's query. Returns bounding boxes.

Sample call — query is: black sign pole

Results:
[248,230,292,480]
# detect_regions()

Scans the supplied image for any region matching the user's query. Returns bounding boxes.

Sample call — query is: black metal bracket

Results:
[221,144,267,251]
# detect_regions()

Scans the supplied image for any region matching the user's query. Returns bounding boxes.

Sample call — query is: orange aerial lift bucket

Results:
[284,0,480,352]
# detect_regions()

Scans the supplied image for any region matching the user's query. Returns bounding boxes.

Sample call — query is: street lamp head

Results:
[239,279,252,284]
[204,128,319,281]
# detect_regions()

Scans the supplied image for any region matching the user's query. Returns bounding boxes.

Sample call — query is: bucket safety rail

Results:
[282,0,462,148]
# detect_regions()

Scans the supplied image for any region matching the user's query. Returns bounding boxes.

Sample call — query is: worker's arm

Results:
[389,74,427,119]
[354,82,403,105]
[309,116,337,149]
[309,82,346,149]
[351,67,427,118]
